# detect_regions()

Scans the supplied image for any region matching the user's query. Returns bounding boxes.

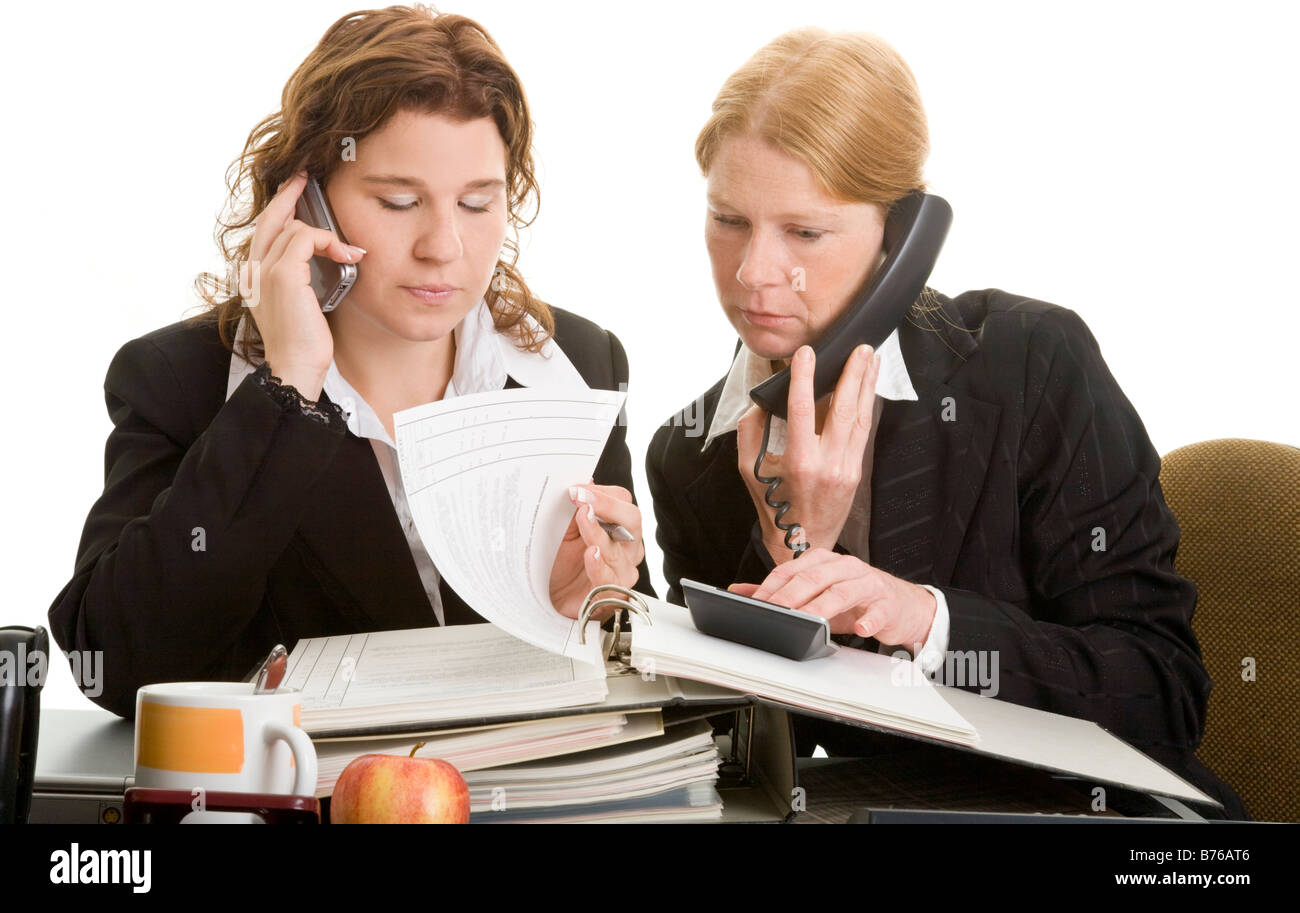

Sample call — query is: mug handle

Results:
[263,720,318,797]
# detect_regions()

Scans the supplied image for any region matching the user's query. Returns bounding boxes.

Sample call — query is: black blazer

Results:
[49,308,653,720]
[647,288,1244,816]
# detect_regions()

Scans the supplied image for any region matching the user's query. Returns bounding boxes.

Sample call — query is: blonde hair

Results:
[695,27,945,318]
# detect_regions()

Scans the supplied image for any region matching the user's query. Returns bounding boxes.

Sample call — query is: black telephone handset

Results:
[748,190,952,555]
[0,625,47,823]
[749,190,952,417]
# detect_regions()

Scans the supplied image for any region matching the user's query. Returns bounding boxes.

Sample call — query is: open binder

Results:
[574,585,1221,816]
[283,585,1222,821]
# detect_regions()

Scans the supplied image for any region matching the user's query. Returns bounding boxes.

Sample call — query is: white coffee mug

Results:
[134,682,317,808]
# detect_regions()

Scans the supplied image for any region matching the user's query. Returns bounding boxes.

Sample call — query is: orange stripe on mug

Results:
[290,704,301,768]
[137,702,245,774]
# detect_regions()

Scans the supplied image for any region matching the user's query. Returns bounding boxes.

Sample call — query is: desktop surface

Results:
[29,707,1202,824]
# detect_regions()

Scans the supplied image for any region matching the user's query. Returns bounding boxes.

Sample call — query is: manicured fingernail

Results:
[347,245,366,259]
[569,486,592,504]
[586,504,595,521]
[593,546,601,560]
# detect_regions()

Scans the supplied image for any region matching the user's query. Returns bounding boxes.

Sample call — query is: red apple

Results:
[331,745,470,824]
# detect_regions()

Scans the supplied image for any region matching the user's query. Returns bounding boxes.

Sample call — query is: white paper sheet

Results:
[630,598,978,744]
[393,388,627,659]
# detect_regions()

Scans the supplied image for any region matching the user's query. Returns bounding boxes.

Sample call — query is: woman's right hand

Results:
[735,343,881,563]
[243,171,365,400]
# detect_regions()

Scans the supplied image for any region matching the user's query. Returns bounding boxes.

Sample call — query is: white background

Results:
[4,0,1296,711]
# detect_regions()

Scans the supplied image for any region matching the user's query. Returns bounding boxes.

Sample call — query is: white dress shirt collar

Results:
[701,326,918,454]
[225,298,588,446]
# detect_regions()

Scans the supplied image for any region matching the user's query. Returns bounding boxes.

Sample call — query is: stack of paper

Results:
[312,711,664,796]
[465,720,724,823]
[283,624,609,736]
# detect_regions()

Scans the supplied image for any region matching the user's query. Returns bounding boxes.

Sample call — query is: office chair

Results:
[0,625,48,824]
[1159,438,1300,823]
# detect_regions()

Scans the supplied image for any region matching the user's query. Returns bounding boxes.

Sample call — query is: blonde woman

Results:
[647,27,1244,817]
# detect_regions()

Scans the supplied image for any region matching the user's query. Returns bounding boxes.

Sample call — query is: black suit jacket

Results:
[647,287,1244,816]
[49,308,653,720]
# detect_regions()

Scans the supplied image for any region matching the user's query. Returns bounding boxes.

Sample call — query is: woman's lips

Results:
[740,308,793,328]
[404,286,458,304]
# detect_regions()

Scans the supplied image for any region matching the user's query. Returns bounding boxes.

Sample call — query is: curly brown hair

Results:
[192,5,553,360]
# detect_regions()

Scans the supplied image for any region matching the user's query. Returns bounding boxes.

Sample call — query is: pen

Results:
[597,518,636,542]
[570,485,635,542]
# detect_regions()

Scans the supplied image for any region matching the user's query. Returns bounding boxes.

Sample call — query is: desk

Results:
[30,708,1203,823]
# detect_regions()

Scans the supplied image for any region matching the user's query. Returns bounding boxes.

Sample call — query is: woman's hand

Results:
[243,171,366,400]
[550,483,646,621]
[736,343,881,562]
[729,548,937,649]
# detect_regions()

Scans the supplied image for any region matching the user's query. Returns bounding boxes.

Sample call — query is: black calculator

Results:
[680,579,837,661]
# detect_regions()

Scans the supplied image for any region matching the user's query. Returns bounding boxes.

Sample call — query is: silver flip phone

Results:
[294,176,357,312]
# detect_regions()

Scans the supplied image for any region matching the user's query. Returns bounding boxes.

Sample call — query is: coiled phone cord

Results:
[754,411,810,557]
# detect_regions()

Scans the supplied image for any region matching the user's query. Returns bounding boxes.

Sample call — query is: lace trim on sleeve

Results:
[251,362,347,432]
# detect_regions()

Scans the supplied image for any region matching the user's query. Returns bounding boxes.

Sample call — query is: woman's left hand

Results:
[550,483,646,620]
[728,548,937,649]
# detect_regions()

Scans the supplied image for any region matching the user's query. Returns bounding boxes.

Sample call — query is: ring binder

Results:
[577,584,652,673]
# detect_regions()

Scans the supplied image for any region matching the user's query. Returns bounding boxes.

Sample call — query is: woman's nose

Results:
[412,207,464,263]
[735,229,789,290]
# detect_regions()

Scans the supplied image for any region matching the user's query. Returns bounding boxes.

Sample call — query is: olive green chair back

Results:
[1160,438,1300,822]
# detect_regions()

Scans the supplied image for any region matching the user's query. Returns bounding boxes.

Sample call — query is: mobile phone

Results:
[294,176,357,312]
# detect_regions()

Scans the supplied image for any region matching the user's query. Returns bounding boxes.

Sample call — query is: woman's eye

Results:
[379,197,491,213]
[792,228,825,242]
[711,215,745,228]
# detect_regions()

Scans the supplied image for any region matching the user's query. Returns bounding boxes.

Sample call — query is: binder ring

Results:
[577,584,652,662]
